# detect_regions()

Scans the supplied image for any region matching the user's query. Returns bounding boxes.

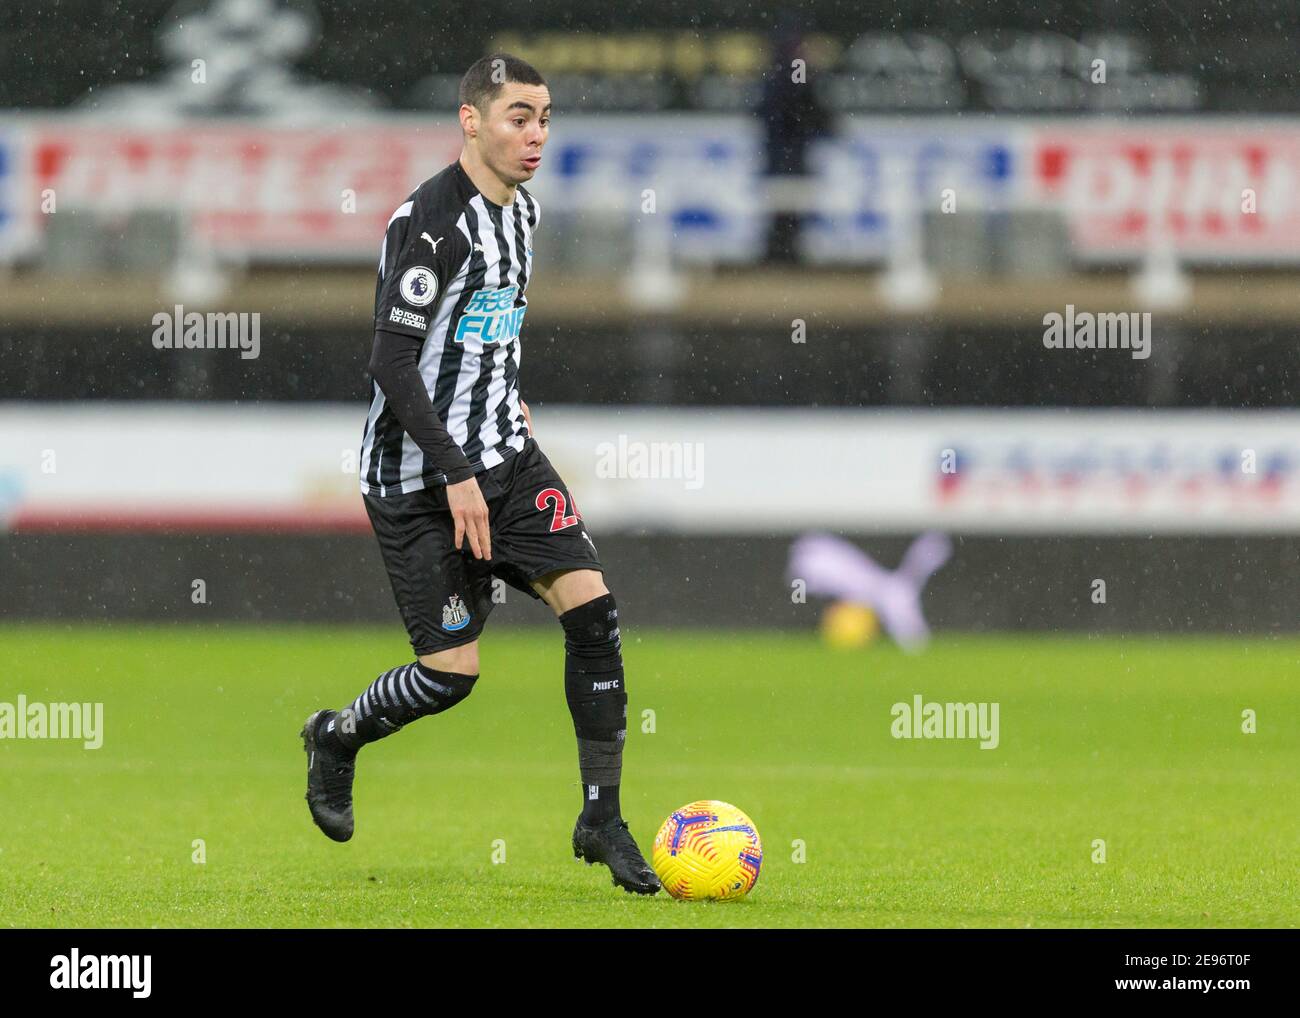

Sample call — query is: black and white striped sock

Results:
[319,662,477,755]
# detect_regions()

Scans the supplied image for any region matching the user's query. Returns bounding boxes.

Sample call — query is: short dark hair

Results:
[459,53,547,115]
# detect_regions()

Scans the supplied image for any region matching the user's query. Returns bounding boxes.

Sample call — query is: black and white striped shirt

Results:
[360,159,539,497]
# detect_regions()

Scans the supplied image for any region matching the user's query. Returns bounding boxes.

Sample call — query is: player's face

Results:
[480,83,551,184]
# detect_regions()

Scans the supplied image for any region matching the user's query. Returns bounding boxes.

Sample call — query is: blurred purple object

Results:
[787,532,952,651]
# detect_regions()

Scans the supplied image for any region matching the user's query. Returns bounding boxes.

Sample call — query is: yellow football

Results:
[652,800,762,901]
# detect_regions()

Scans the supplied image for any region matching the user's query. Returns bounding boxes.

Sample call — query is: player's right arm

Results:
[370,193,491,559]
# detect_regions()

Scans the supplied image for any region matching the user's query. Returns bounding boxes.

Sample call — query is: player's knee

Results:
[559,592,621,665]
[406,664,478,722]
[420,640,479,676]
[536,568,609,616]
[426,668,478,711]
[561,593,625,742]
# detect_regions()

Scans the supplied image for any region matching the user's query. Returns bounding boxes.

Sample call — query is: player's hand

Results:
[447,476,491,560]
[520,399,534,437]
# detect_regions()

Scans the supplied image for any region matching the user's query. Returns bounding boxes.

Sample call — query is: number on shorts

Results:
[535,487,581,532]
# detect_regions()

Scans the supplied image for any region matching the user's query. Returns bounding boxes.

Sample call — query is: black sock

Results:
[560,593,628,825]
[582,782,621,825]
[320,662,477,754]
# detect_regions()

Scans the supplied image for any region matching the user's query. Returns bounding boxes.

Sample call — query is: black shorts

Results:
[363,437,603,655]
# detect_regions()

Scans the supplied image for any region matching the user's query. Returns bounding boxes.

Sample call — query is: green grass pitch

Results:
[1,625,1296,928]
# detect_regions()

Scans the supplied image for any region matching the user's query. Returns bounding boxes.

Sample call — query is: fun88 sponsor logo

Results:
[454,285,526,345]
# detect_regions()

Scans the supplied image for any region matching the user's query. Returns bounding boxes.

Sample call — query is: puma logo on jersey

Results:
[421,232,442,252]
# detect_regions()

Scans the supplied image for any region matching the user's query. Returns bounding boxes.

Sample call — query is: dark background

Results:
[3,0,1298,112]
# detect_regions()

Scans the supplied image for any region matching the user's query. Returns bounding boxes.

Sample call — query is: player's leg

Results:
[323,641,481,753]
[529,567,658,894]
[488,439,658,892]
[302,488,492,843]
[531,568,622,821]
[534,569,619,822]
[302,645,479,843]
[532,567,624,822]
